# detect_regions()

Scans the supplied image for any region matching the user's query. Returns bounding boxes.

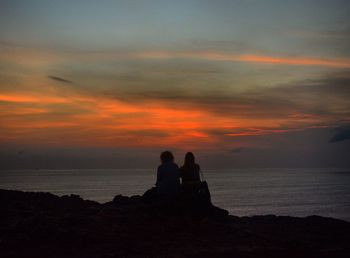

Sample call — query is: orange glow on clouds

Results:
[0,89,332,149]
[238,54,350,68]
[0,94,70,104]
[135,51,350,68]
[1,45,347,149]
[0,91,217,147]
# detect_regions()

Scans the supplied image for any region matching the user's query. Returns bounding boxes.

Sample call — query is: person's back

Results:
[156,151,180,196]
[180,152,201,193]
[180,164,200,184]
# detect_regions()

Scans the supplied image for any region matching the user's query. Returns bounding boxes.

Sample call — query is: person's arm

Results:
[156,166,162,187]
[179,166,183,180]
[196,164,202,182]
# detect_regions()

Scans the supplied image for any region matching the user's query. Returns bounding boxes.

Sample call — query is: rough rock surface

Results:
[1,189,350,258]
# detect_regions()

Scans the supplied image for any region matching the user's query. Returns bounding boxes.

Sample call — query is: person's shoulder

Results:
[195,163,201,170]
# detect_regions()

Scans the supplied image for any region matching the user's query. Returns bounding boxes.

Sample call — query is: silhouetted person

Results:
[180,152,201,194]
[155,151,180,196]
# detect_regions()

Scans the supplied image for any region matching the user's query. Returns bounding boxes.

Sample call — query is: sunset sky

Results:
[1,0,349,168]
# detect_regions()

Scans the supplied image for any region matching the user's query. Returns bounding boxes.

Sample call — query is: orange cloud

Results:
[238,54,350,68]
[0,89,237,148]
[0,91,212,147]
[0,94,71,104]
[134,51,350,68]
[0,85,342,148]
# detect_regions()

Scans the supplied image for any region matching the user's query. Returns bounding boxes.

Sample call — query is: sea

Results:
[1,168,350,221]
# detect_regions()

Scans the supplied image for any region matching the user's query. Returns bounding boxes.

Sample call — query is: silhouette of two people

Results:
[143,150,227,218]
[155,151,208,200]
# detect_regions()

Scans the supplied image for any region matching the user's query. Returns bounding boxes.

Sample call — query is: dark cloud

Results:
[330,126,350,143]
[101,72,350,121]
[48,76,73,84]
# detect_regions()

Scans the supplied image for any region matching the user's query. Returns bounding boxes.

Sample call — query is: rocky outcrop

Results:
[0,189,349,258]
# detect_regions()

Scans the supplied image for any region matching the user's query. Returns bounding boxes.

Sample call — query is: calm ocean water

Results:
[1,168,350,221]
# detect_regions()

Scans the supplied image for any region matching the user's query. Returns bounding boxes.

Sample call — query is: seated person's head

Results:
[184,152,195,166]
[160,151,174,164]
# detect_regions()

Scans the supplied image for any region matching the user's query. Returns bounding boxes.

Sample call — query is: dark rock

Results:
[0,189,349,258]
[112,194,130,205]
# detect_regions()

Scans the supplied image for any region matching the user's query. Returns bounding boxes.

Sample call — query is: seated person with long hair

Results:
[180,152,201,194]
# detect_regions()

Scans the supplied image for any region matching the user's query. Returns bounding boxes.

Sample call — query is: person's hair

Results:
[160,151,174,163]
[184,152,195,167]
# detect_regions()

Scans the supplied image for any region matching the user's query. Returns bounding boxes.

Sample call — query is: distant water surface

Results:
[1,168,350,221]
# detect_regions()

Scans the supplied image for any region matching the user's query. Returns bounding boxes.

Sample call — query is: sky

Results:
[0,0,350,169]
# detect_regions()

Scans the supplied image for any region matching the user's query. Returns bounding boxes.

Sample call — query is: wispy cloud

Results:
[48,76,73,84]
[1,73,349,148]
[0,94,71,103]
[133,51,350,68]
[1,41,350,149]
[105,72,350,121]
[2,43,350,69]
